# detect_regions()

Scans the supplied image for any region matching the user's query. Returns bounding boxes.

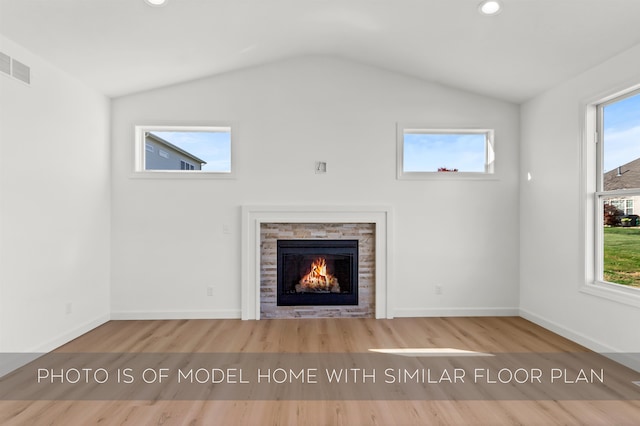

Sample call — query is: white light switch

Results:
[315,161,327,174]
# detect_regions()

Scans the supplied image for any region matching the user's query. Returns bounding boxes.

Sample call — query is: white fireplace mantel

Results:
[241,205,393,320]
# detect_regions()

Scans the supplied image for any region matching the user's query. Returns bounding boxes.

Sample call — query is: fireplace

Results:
[277,239,358,306]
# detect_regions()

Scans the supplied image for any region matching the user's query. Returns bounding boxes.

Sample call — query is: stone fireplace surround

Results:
[262,223,373,318]
[241,206,393,320]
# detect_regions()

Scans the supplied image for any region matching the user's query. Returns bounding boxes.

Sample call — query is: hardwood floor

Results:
[1,317,639,425]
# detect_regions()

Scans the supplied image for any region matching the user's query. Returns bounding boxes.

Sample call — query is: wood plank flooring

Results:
[1,317,639,425]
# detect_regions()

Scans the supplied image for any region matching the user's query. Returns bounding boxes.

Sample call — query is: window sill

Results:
[397,171,499,181]
[580,281,640,309]
[130,171,236,180]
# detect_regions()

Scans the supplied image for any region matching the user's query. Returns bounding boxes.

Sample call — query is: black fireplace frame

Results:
[276,239,358,306]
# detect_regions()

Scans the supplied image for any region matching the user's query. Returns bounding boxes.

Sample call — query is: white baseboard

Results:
[110,310,241,320]
[519,308,640,373]
[1,314,110,378]
[393,307,520,317]
[31,314,111,353]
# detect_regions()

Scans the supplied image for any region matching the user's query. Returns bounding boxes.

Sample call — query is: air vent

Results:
[0,52,30,86]
[12,59,30,85]
[0,52,10,75]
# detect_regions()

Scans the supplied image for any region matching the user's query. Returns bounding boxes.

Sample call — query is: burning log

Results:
[296,257,341,293]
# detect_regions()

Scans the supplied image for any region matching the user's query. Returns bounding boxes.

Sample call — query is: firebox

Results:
[277,239,358,306]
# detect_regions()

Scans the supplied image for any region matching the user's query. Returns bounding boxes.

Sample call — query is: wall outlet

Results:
[65,302,72,315]
[223,224,231,234]
[435,284,443,295]
[207,286,214,297]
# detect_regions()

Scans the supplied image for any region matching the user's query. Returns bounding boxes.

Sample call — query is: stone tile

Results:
[260,222,375,319]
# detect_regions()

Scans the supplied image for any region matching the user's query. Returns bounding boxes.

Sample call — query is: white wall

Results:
[111,56,520,319]
[520,43,640,357]
[0,35,110,354]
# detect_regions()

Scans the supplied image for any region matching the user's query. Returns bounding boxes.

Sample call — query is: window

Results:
[180,160,195,170]
[594,88,640,292]
[397,126,495,179]
[134,125,233,178]
[608,199,634,216]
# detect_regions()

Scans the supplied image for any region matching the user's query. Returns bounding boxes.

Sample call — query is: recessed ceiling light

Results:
[145,0,167,6]
[478,0,502,16]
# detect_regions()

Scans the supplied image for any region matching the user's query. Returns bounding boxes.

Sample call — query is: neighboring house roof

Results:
[604,157,640,191]
[146,133,207,165]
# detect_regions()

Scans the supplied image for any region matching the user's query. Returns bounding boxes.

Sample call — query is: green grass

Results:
[603,227,640,287]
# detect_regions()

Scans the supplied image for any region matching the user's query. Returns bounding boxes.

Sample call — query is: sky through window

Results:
[603,92,640,173]
[403,132,486,172]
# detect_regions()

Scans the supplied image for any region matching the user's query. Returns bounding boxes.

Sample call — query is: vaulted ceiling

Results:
[2,0,640,103]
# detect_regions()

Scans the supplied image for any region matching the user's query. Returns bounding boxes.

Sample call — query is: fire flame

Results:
[299,257,340,292]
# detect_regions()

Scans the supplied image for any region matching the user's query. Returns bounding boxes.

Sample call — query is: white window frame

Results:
[396,125,496,180]
[133,124,235,179]
[581,84,640,307]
